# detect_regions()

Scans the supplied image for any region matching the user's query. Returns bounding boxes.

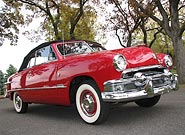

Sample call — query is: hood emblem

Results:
[152,54,157,59]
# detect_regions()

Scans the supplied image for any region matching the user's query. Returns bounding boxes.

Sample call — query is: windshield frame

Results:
[56,41,105,56]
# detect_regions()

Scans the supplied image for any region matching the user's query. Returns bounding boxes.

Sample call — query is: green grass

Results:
[180,84,185,89]
[170,68,177,74]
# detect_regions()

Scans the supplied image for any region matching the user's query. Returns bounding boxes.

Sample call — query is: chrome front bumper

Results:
[3,88,8,98]
[3,81,10,98]
[102,66,179,102]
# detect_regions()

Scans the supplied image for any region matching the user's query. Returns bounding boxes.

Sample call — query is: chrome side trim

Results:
[7,84,67,92]
[56,84,67,88]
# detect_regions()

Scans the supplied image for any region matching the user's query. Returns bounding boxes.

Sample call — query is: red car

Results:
[5,40,178,124]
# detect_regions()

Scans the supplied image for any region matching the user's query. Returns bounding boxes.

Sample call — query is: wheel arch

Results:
[69,75,97,104]
[10,92,14,101]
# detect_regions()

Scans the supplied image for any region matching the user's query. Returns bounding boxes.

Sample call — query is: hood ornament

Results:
[152,54,157,59]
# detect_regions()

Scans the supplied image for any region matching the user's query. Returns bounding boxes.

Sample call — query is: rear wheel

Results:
[135,95,161,107]
[76,80,109,124]
[13,92,28,113]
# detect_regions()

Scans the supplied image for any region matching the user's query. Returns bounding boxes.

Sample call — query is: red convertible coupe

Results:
[5,40,178,124]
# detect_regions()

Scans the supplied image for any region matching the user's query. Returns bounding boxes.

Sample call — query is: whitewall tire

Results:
[76,80,109,124]
[13,92,28,113]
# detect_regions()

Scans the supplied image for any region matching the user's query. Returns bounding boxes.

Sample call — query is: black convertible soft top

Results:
[18,40,103,72]
[19,40,57,72]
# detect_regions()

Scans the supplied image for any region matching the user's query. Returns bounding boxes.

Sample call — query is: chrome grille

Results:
[121,65,171,91]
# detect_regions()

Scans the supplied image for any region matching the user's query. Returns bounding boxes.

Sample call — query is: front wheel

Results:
[135,95,161,107]
[76,80,109,124]
[13,92,28,113]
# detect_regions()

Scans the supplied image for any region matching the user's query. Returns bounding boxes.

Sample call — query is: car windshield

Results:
[57,41,105,56]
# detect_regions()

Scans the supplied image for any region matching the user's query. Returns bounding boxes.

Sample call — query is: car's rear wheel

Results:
[13,92,28,113]
[135,95,161,107]
[76,80,109,124]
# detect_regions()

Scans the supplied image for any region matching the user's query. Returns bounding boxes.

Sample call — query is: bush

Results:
[0,89,4,95]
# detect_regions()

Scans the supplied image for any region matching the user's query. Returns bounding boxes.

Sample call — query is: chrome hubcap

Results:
[15,95,21,109]
[80,90,97,117]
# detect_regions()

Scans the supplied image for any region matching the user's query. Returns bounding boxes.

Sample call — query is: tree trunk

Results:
[140,19,147,45]
[172,37,185,84]
[70,32,76,40]
[127,33,132,47]
[53,24,60,40]
[169,0,185,84]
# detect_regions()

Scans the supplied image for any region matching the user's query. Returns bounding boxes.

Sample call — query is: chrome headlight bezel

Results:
[113,54,127,72]
[164,55,173,67]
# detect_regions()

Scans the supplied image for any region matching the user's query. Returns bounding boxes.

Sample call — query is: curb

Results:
[0,95,5,99]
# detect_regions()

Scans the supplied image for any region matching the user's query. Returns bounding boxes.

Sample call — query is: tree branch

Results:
[131,1,161,26]
[178,4,185,11]
[112,0,130,31]
[18,0,47,13]
[155,0,169,24]
[44,0,61,40]
[149,27,163,48]
[51,0,61,34]
[115,27,126,48]
[109,19,126,47]
[70,0,88,39]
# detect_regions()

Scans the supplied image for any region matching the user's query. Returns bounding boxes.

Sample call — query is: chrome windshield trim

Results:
[4,81,11,85]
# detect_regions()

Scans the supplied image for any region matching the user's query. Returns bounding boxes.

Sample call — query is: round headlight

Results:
[164,55,173,67]
[113,54,127,71]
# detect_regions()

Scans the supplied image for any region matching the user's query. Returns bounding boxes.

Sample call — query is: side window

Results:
[29,56,36,67]
[27,45,56,68]
[36,46,56,65]
[27,52,36,68]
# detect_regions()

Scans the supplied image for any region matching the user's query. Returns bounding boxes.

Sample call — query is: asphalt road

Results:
[0,89,185,135]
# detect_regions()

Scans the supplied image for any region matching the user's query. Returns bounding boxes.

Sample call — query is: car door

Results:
[23,45,59,104]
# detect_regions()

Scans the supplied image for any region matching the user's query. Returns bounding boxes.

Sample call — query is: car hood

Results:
[59,45,159,70]
[104,45,159,68]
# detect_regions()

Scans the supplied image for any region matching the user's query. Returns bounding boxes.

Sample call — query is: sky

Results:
[0,31,122,73]
[0,1,122,73]
[0,38,39,72]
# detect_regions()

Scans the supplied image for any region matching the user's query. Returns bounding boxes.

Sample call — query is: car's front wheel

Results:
[135,95,161,107]
[13,92,28,113]
[76,80,109,124]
